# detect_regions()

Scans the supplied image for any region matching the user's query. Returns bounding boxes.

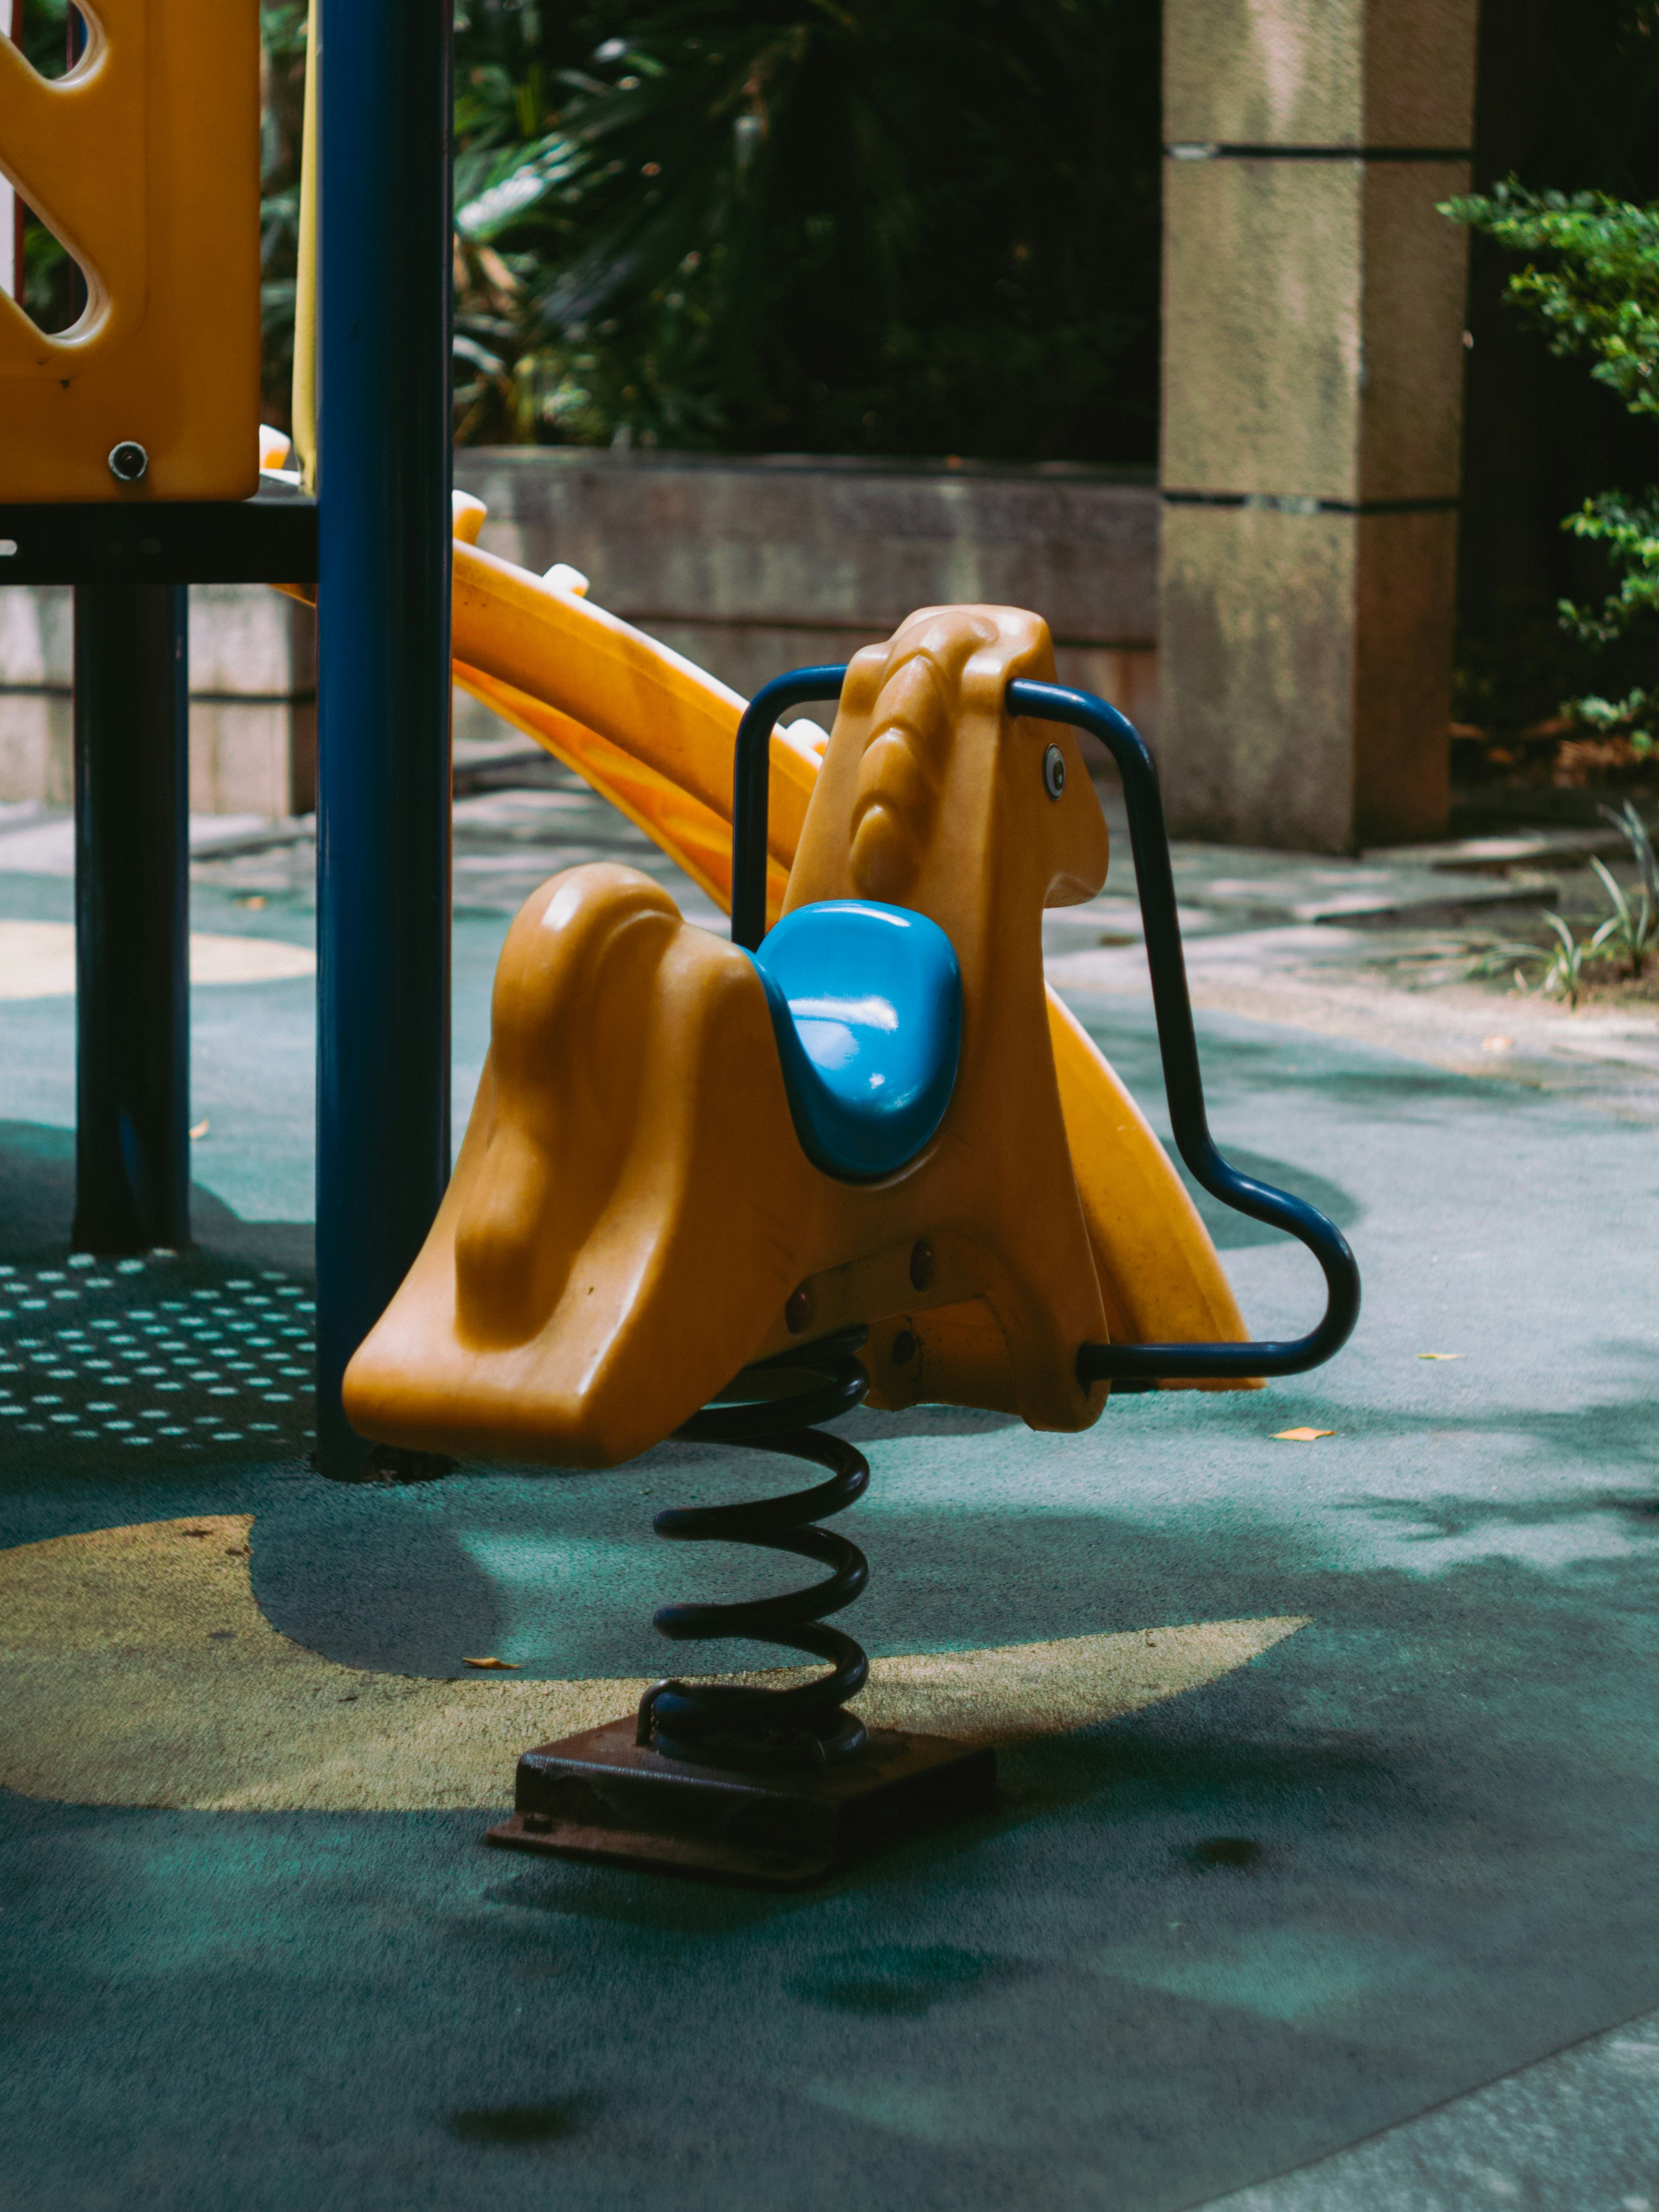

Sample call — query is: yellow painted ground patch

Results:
[0,1516,1308,1812]
[0,919,314,999]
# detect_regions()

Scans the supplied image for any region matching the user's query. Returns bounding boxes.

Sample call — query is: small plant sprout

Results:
[1538,912,1615,1007]
[1466,929,1590,996]
[1588,859,1657,977]
[1593,801,1659,977]
[1478,915,1615,1006]
[1470,805,1659,1004]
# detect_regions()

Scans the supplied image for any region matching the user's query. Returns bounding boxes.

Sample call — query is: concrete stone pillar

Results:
[1158,0,1478,850]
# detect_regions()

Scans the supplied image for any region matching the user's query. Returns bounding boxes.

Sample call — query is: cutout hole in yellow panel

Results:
[14,209,85,336]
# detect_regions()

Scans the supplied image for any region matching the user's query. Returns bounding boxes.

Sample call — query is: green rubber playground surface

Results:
[2,879,1657,2211]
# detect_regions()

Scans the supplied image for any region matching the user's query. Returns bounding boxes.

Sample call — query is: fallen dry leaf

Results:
[1272,1427,1334,1442]
[1417,1352,1464,1361]
[461,1656,519,1670]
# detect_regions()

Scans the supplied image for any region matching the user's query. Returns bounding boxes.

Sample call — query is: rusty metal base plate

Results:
[484,1717,997,1887]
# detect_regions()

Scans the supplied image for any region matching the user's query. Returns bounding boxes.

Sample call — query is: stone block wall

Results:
[0,453,1161,814]
[185,587,317,816]
[0,583,316,817]
[453,449,1161,739]
[0,584,73,806]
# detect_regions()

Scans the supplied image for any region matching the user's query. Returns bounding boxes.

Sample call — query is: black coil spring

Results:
[636,1330,872,1772]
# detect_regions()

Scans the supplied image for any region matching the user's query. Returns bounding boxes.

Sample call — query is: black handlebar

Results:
[730,666,1360,1385]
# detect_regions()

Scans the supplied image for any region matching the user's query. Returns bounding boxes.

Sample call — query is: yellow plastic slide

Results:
[432,494,1253,1387]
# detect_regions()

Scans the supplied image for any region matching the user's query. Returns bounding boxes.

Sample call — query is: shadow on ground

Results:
[2,997,1658,2211]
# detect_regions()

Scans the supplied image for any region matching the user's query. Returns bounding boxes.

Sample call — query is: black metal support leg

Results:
[72,580,190,1255]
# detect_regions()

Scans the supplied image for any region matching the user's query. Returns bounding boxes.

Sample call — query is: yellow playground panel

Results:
[0,0,260,502]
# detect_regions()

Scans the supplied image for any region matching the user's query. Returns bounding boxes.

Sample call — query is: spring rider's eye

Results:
[1042,744,1066,801]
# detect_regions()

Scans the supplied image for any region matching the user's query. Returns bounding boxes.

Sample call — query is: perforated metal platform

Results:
[0,1254,315,1458]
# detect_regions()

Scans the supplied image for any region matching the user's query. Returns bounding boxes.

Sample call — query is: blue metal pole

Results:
[314,0,453,1478]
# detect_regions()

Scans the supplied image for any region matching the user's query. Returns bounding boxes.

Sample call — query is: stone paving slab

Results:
[1048,932,1659,1111]
[1370,826,1633,875]
[0,803,312,876]
[1161,846,1557,925]
[1207,2003,1659,2211]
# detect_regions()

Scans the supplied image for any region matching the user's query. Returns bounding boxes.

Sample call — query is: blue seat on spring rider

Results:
[747,900,962,1180]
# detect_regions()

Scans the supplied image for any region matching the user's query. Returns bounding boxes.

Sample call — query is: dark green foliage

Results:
[34,0,1155,463]
[450,0,602,443]
[1449,0,1659,747]
[260,5,308,431]
[454,1,1159,460]
[1444,186,1659,419]
[1445,182,1659,755]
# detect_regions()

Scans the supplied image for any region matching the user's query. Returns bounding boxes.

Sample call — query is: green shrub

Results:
[1444,183,1659,755]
